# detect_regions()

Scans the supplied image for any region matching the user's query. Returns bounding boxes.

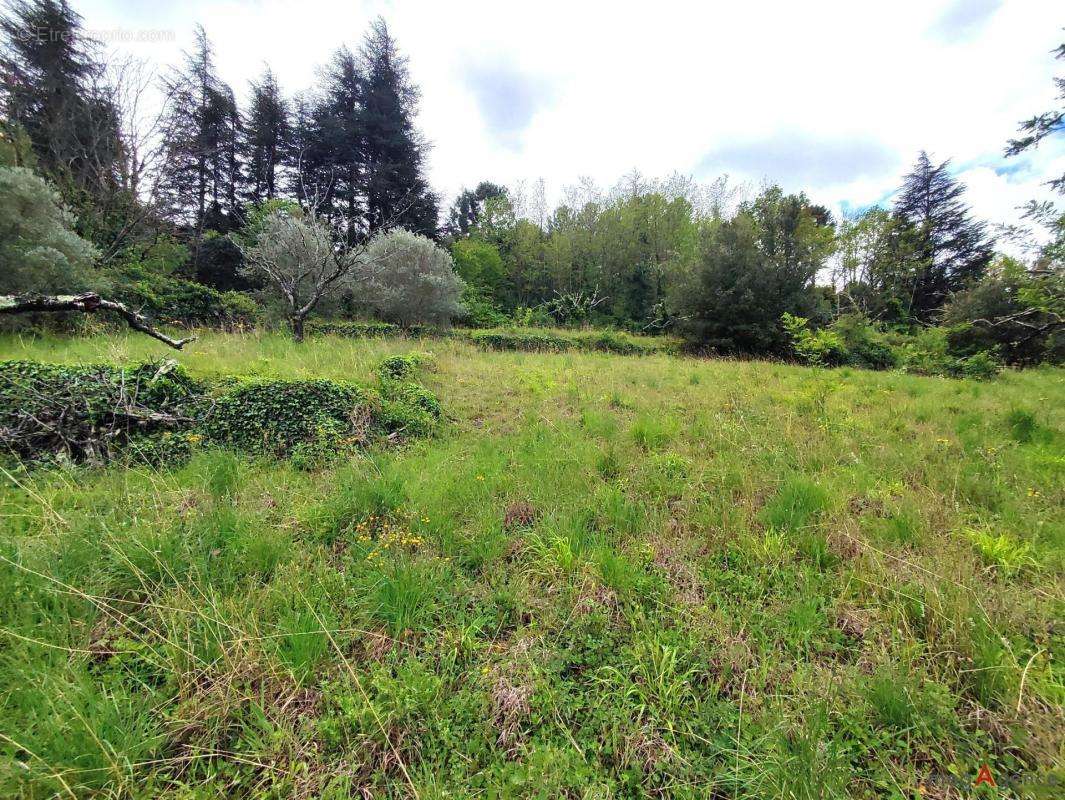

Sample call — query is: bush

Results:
[467,330,573,352]
[2,353,445,468]
[377,353,433,381]
[894,327,1000,380]
[0,166,99,295]
[782,313,849,367]
[0,359,204,464]
[307,320,402,338]
[942,257,1065,366]
[359,229,466,326]
[201,379,374,457]
[116,269,260,328]
[459,285,509,328]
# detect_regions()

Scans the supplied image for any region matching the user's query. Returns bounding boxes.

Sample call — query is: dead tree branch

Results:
[0,293,196,350]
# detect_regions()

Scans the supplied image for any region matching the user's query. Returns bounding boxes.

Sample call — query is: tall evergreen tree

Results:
[241,67,289,204]
[157,26,242,235]
[893,152,993,320]
[318,47,364,228]
[0,0,125,234]
[357,17,438,237]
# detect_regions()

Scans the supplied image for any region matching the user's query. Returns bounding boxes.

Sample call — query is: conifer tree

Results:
[0,0,123,216]
[242,67,289,203]
[357,17,438,237]
[157,26,242,234]
[893,152,993,320]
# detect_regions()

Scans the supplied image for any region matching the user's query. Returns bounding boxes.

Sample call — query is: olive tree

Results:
[358,229,465,327]
[0,166,99,295]
[236,206,361,341]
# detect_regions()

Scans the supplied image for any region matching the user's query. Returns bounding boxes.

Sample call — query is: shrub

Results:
[943,256,1065,366]
[782,313,849,366]
[115,269,260,328]
[895,327,1000,379]
[0,359,203,464]
[307,320,401,338]
[0,166,99,295]
[377,353,432,381]
[459,285,509,328]
[467,330,572,352]
[358,229,466,326]
[201,379,374,456]
[782,313,897,370]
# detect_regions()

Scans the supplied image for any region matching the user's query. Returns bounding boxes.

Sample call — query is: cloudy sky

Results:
[78,0,1063,231]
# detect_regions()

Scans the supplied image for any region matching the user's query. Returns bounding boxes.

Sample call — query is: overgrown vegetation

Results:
[0,331,1060,798]
[0,350,441,467]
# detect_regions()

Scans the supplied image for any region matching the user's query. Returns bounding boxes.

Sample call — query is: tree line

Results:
[0,0,1061,367]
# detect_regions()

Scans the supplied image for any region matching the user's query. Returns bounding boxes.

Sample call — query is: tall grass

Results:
[0,330,1061,797]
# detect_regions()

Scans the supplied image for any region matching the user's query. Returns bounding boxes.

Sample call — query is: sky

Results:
[75,0,1064,236]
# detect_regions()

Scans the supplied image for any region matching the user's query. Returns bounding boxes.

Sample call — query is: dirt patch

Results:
[503,500,538,530]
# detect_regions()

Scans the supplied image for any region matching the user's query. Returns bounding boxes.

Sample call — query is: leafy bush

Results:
[782,313,849,366]
[307,320,401,338]
[894,327,1000,379]
[467,330,573,352]
[377,353,432,381]
[0,359,203,464]
[115,268,260,328]
[359,229,466,326]
[459,285,509,328]
[782,313,897,370]
[201,379,374,457]
[0,166,99,295]
[942,256,1065,366]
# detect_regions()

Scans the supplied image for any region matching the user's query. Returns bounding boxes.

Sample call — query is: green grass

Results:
[1,328,1063,798]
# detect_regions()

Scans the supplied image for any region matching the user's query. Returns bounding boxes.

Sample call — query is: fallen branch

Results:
[0,292,195,350]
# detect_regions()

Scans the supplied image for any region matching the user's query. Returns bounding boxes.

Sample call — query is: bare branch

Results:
[0,293,196,350]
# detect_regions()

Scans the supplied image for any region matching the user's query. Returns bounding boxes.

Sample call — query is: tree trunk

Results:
[290,313,305,342]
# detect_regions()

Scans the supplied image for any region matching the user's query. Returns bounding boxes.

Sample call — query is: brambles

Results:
[0,358,203,464]
[1,351,443,467]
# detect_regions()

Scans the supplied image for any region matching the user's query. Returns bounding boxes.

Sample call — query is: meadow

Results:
[0,330,1062,799]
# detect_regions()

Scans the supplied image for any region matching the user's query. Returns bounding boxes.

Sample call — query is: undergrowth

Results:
[0,330,1061,798]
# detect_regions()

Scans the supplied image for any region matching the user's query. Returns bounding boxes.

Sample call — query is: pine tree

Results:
[0,0,123,206]
[357,17,438,237]
[319,47,364,229]
[893,152,994,320]
[157,26,242,234]
[241,67,289,203]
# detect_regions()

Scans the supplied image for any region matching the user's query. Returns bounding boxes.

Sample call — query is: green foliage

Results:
[671,187,834,353]
[451,238,506,300]
[377,353,432,381]
[0,166,99,294]
[359,228,466,326]
[0,359,203,464]
[783,312,898,370]
[201,378,373,456]
[895,327,1001,379]
[115,267,260,328]
[458,284,509,328]
[943,256,1065,365]
[307,320,402,338]
[468,329,572,352]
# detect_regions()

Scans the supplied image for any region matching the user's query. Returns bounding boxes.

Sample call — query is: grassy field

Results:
[1,330,1062,799]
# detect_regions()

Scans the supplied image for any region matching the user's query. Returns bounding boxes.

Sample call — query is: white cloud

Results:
[78,0,1063,239]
